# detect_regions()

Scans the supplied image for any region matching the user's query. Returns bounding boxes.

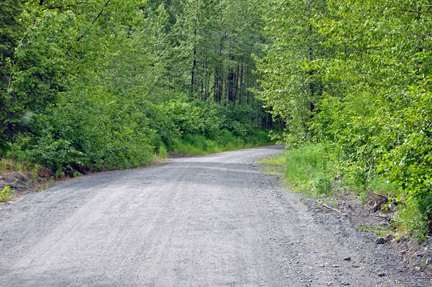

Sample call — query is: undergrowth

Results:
[260,143,334,196]
[2,129,274,181]
[0,158,32,175]
[157,129,274,157]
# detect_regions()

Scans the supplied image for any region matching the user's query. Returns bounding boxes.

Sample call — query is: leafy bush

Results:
[29,134,86,176]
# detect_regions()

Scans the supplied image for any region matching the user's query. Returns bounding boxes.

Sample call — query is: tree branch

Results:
[399,9,432,14]
[66,0,111,55]
[7,74,13,91]
[45,3,89,10]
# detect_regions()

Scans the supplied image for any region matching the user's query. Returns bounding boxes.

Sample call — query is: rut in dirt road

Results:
[0,146,430,286]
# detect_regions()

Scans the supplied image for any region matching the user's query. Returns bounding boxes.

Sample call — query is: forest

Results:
[1,0,432,236]
[1,0,274,175]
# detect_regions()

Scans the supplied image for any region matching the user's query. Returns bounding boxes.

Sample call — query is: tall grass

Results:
[281,143,334,195]
[261,142,429,238]
[160,129,274,157]
[0,158,31,176]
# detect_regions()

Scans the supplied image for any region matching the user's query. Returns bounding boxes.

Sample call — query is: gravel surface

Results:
[0,146,431,286]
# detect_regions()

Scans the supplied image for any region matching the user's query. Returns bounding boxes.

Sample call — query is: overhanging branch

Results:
[66,0,111,55]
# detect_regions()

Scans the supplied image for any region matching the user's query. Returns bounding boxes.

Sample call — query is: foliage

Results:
[167,128,274,156]
[255,0,327,146]
[282,143,334,196]
[0,0,276,177]
[257,0,432,235]
[0,184,14,202]
[0,0,25,149]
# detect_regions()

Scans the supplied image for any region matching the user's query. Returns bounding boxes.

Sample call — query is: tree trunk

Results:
[191,0,200,93]
[6,112,14,145]
[239,63,243,105]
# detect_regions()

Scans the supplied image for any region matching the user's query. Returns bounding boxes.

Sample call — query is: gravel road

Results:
[0,146,431,286]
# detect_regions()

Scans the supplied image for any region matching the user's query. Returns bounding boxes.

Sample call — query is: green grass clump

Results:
[0,158,31,175]
[392,200,430,241]
[282,143,334,196]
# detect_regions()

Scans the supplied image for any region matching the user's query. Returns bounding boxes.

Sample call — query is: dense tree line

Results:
[257,0,432,234]
[0,0,273,175]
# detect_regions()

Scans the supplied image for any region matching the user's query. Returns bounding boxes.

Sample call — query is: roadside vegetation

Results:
[1,0,430,239]
[0,0,277,185]
[256,0,432,238]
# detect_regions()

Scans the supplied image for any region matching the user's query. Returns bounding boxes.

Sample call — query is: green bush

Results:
[29,133,86,176]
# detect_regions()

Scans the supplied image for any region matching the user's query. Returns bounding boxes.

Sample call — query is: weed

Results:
[0,158,32,176]
[30,167,39,182]
[358,190,367,204]
[0,185,15,202]
[314,176,332,195]
[158,144,168,159]
[392,200,430,241]
[278,143,335,194]
[356,224,370,233]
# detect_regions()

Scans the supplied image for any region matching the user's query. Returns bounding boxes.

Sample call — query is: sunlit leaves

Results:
[258,0,432,230]
[255,0,327,145]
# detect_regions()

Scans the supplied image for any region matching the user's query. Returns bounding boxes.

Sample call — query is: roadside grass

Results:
[0,158,32,175]
[259,142,430,239]
[0,158,55,203]
[161,129,274,157]
[259,143,335,197]
[0,158,25,203]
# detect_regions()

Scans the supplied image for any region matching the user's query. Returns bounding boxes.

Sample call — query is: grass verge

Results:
[158,129,274,157]
[259,143,335,196]
[259,142,430,240]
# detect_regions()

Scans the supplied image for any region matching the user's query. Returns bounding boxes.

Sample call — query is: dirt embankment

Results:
[299,189,432,280]
[0,168,54,196]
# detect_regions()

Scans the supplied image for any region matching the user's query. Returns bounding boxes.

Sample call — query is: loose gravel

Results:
[0,146,431,286]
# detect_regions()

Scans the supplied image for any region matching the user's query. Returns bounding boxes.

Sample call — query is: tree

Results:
[0,0,24,147]
[255,0,327,144]
[257,0,432,231]
[0,0,275,174]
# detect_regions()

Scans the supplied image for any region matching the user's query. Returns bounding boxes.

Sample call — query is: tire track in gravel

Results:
[0,146,430,286]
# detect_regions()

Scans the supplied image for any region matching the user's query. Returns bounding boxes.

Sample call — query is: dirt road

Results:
[0,146,430,286]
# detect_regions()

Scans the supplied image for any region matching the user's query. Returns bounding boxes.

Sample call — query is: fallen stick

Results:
[322,203,342,213]
[318,200,350,217]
